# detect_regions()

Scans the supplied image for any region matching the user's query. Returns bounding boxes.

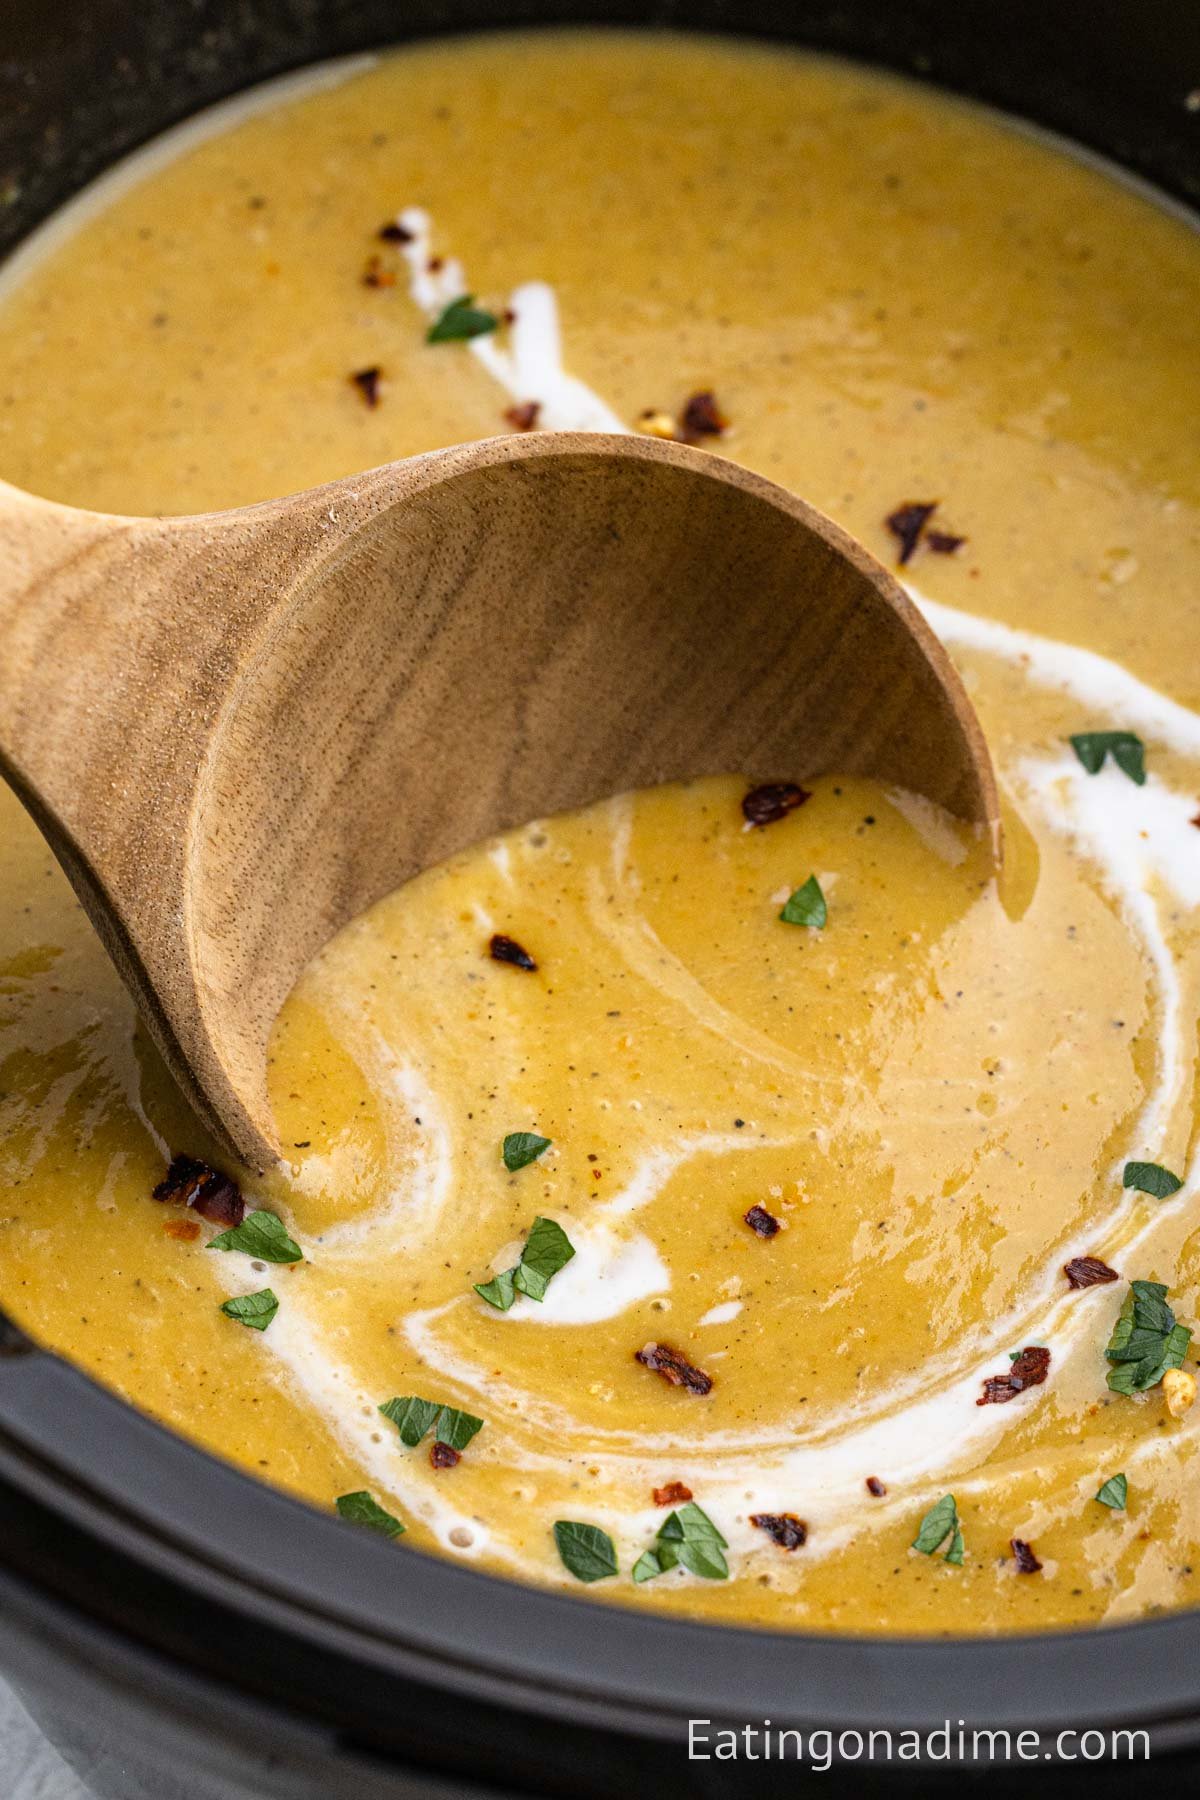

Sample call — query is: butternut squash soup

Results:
[0,31,1198,1635]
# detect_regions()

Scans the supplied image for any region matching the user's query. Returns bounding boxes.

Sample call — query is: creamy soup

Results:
[0,31,1199,1635]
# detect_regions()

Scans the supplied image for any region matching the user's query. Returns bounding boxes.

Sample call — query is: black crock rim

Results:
[1,1339,1199,1748]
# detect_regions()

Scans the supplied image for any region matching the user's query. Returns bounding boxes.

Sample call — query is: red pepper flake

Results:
[679,389,727,442]
[744,1204,780,1239]
[427,255,444,273]
[361,254,396,288]
[741,781,811,827]
[653,1481,693,1507]
[866,1476,887,1497]
[1064,1255,1119,1289]
[378,220,414,244]
[152,1154,245,1229]
[1191,810,1200,829]
[350,366,383,409]
[977,1345,1051,1406]
[489,933,537,971]
[504,401,542,432]
[885,501,967,564]
[750,1512,808,1550]
[163,1218,202,1242]
[430,1441,461,1470]
[885,501,938,565]
[635,1341,714,1396]
[1010,1537,1042,1574]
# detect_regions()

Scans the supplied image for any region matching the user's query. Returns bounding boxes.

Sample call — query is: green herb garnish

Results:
[631,1546,673,1583]
[779,875,827,929]
[1095,1473,1128,1511]
[431,1406,486,1452]
[475,1214,575,1310]
[377,1395,441,1446]
[219,1288,279,1331]
[633,1501,728,1583]
[513,1215,575,1300]
[502,1131,552,1172]
[426,294,498,343]
[1105,1279,1192,1394]
[553,1520,618,1583]
[1069,731,1146,785]
[912,1493,964,1563]
[379,1395,484,1452]
[473,1268,517,1312]
[335,1490,406,1537]
[208,1210,303,1264]
[1123,1161,1183,1199]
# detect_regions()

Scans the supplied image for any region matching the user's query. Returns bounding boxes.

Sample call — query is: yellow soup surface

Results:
[0,30,1199,1634]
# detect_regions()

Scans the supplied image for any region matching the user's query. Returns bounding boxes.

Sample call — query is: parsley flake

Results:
[335,1491,406,1537]
[1095,1473,1128,1511]
[1069,731,1146,785]
[634,1500,728,1583]
[207,1209,303,1264]
[502,1131,552,1172]
[779,875,827,929]
[513,1215,575,1299]
[473,1268,517,1312]
[912,1493,964,1563]
[219,1288,279,1331]
[1123,1161,1183,1199]
[379,1395,484,1452]
[1105,1279,1192,1394]
[427,294,498,343]
[553,1520,618,1583]
[475,1214,575,1309]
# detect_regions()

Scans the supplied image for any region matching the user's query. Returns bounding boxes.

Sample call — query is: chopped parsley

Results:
[427,294,498,343]
[553,1520,618,1583]
[779,874,827,929]
[335,1491,406,1537]
[1123,1161,1183,1199]
[475,1214,575,1310]
[912,1494,964,1565]
[633,1500,728,1583]
[1095,1474,1128,1511]
[513,1215,575,1298]
[1069,731,1146,785]
[207,1209,303,1264]
[1105,1279,1192,1394]
[474,1268,517,1311]
[379,1395,484,1452]
[502,1131,552,1172]
[219,1288,279,1331]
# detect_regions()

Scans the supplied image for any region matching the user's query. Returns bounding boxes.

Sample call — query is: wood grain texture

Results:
[0,434,998,1168]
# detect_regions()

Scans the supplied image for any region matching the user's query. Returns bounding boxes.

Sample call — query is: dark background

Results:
[1,0,1198,262]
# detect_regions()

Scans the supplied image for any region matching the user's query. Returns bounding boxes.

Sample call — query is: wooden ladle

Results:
[0,433,997,1169]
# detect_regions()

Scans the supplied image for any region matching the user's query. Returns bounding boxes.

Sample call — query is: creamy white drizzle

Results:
[699,1299,744,1326]
[917,594,1200,758]
[210,1256,498,1559]
[500,1221,669,1325]
[393,208,627,433]
[595,1132,798,1222]
[255,236,1200,1575]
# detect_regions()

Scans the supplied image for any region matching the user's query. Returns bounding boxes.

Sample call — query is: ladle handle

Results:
[0,459,447,1165]
[0,479,271,1151]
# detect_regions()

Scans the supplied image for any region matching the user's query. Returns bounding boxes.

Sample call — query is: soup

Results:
[0,30,1198,1634]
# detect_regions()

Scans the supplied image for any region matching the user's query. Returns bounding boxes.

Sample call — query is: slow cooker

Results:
[1,3,1198,1793]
